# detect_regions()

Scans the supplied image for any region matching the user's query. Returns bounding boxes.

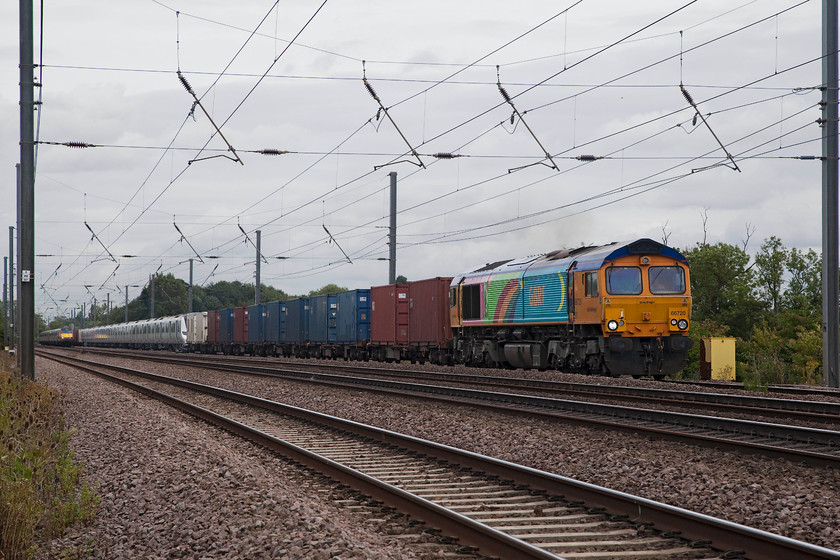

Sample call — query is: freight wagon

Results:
[369,278,452,364]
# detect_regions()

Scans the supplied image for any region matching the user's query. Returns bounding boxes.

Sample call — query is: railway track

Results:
[38,350,840,560]
[72,347,840,428]
[59,347,840,468]
[670,378,840,398]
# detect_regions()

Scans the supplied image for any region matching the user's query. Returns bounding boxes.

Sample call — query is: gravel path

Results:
[36,352,840,556]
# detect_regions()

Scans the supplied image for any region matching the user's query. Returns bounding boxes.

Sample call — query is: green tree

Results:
[202,280,254,309]
[754,236,786,314]
[128,274,190,319]
[260,284,290,303]
[684,236,824,386]
[308,284,347,296]
[784,247,821,316]
[682,242,764,339]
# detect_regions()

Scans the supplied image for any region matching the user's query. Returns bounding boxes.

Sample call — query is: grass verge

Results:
[0,353,99,560]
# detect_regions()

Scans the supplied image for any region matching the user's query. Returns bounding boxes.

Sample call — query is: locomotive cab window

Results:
[649,266,686,294]
[606,267,642,295]
[462,284,481,320]
[584,272,598,297]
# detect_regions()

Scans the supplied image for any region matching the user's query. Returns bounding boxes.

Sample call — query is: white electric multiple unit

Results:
[78,316,187,349]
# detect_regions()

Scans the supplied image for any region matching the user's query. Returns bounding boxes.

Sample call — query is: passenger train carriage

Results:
[39,238,693,378]
[449,239,692,378]
[75,316,187,350]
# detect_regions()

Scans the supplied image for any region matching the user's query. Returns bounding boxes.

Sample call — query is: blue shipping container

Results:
[309,294,338,343]
[248,304,265,343]
[218,308,235,343]
[336,289,371,343]
[285,298,310,343]
[264,301,286,344]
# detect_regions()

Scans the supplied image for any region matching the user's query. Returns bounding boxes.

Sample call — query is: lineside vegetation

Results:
[680,235,822,387]
[0,353,98,560]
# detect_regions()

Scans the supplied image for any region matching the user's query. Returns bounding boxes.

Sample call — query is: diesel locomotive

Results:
[450,238,692,378]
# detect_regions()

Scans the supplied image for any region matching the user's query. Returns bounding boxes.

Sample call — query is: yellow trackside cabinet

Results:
[700,337,736,381]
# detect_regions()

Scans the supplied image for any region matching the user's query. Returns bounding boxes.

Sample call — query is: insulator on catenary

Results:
[432,152,460,159]
[680,85,694,105]
[363,78,381,102]
[63,141,94,149]
[576,154,601,161]
[257,149,289,156]
[177,72,195,96]
[498,84,512,103]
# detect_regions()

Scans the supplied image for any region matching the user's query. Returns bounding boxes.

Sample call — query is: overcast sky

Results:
[0,0,825,322]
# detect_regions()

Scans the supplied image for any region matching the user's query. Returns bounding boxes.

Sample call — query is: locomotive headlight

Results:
[607,319,619,331]
[670,319,678,326]
[677,319,689,330]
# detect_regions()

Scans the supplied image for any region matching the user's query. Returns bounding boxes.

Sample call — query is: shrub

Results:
[0,355,98,560]
[737,323,822,387]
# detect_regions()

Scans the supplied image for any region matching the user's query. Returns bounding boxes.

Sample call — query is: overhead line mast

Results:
[822,0,839,388]
[18,0,35,380]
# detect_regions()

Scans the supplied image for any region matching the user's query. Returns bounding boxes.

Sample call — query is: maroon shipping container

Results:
[408,277,453,346]
[206,310,220,344]
[370,283,408,345]
[233,306,249,344]
[370,278,452,346]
